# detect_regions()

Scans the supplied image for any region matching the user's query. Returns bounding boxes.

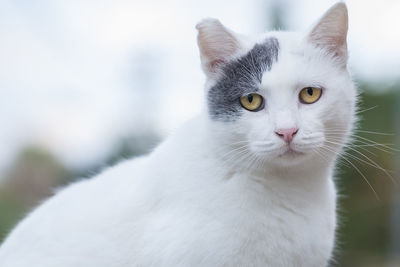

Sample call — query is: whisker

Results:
[355,105,379,114]
[356,130,394,136]
[326,129,394,136]
[324,142,396,184]
[325,137,378,156]
[353,135,399,153]
[312,148,333,165]
[319,146,380,200]
[325,134,397,154]
[225,147,250,163]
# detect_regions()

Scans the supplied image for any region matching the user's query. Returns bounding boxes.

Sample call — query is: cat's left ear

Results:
[196,19,242,77]
[307,2,348,67]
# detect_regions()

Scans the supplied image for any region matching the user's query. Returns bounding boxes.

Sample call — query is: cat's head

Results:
[196,3,357,168]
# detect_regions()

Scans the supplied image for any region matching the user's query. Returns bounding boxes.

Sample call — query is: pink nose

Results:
[275,128,298,143]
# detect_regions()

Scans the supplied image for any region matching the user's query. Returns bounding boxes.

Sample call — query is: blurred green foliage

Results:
[0,86,398,266]
[0,147,70,241]
[335,85,399,266]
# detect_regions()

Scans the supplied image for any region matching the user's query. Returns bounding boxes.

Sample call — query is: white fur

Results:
[0,3,356,267]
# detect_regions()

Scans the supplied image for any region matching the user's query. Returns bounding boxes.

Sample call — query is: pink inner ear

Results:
[196,19,241,75]
[308,3,348,65]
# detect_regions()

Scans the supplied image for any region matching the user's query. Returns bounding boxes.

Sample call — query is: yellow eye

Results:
[299,87,322,104]
[240,93,264,111]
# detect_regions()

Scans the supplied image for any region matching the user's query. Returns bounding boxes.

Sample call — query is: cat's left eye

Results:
[299,87,322,104]
[240,93,264,112]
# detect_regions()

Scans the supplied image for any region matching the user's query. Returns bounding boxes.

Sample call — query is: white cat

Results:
[0,3,356,267]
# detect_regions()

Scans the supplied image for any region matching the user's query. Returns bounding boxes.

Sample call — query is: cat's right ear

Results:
[196,19,241,77]
[307,3,348,67]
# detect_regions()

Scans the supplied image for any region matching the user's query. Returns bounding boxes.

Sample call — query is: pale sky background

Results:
[0,0,399,175]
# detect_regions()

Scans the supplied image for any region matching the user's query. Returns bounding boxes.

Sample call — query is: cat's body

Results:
[0,116,336,266]
[0,3,355,267]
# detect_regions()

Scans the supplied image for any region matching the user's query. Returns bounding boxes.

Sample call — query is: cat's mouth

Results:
[279,146,305,157]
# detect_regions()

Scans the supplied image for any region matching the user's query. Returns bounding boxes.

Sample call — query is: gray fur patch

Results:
[207,37,279,121]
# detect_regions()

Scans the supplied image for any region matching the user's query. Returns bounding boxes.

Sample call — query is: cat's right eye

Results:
[239,93,264,111]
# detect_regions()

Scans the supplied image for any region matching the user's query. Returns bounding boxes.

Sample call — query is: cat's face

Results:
[197,3,356,167]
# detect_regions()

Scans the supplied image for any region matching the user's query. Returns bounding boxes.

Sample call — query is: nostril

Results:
[275,128,299,143]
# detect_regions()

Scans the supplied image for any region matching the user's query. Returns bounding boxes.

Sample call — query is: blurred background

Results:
[0,0,399,266]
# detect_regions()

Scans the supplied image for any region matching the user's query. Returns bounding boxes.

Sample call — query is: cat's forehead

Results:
[258,32,337,91]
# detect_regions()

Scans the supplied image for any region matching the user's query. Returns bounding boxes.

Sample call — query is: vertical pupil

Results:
[307,88,313,96]
[247,94,253,103]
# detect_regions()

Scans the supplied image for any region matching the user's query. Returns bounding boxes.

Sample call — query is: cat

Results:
[0,2,356,267]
